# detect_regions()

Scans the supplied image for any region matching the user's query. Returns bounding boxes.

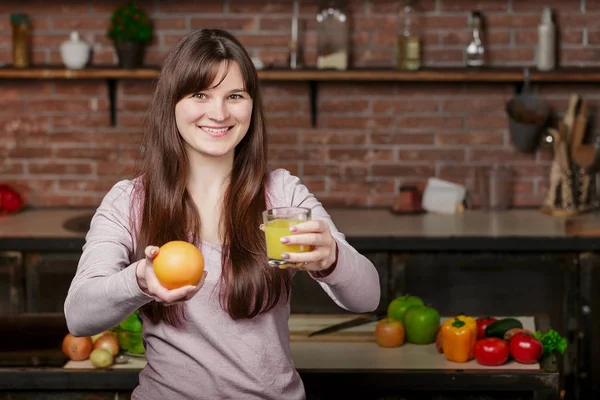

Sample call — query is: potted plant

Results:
[107,2,153,69]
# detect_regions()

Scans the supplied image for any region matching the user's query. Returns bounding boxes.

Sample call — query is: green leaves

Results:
[534,329,567,355]
[107,2,153,44]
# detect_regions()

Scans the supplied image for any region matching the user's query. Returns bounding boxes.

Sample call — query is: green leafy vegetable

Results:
[534,329,567,355]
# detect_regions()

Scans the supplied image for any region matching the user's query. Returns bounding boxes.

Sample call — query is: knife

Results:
[307,311,387,337]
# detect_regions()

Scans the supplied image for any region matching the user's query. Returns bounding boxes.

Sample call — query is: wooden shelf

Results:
[2,65,600,82]
[2,66,600,127]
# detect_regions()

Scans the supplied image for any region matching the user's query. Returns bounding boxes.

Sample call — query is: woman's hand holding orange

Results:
[279,220,338,272]
[136,245,207,305]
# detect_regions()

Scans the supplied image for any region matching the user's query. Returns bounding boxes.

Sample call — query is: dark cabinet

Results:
[0,251,24,314]
[24,252,81,313]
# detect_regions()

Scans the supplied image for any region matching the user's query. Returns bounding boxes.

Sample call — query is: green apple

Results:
[387,295,424,323]
[404,305,441,344]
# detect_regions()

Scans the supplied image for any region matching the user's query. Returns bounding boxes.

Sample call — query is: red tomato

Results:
[509,333,543,364]
[375,318,405,348]
[474,337,510,366]
[476,316,498,339]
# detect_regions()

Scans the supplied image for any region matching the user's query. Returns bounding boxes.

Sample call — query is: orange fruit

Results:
[153,241,204,290]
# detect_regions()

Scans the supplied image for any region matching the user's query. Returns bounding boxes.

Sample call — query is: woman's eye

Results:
[229,94,243,100]
[192,93,207,99]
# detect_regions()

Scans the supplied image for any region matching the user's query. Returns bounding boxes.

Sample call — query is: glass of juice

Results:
[263,207,311,268]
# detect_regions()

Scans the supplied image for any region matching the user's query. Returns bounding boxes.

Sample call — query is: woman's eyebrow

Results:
[228,88,247,94]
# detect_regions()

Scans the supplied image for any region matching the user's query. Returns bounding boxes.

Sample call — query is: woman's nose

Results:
[207,99,229,122]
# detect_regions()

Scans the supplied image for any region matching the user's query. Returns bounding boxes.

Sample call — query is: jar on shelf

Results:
[11,13,31,68]
[316,0,349,70]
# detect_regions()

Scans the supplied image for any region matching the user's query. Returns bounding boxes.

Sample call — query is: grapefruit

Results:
[153,241,204,290]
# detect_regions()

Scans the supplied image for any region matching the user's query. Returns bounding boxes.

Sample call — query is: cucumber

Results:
[484,318,523,338]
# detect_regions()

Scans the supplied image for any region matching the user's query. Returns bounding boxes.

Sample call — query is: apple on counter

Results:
[386,295,424,323]
[404,305,440,345]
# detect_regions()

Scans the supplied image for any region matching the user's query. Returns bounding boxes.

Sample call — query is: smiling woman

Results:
[63,28,380,400]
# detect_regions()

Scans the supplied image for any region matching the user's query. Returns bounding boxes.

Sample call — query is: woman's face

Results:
[175,61,253,161]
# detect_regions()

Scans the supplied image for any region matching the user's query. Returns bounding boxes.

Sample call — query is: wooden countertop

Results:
[1,207,599,252]
[0,207,588,238]
[63,315,540,372]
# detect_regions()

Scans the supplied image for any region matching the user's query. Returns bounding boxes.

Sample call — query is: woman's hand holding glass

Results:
[278,220,338,272]
[136,245,207,305]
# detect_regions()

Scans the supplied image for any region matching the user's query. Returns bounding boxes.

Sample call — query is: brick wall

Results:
[1,0,599,208]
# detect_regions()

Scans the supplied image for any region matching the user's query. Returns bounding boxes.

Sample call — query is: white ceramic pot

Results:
[60,31,90,69]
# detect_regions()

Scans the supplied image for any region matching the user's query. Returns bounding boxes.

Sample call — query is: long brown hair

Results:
[131,29,292,325]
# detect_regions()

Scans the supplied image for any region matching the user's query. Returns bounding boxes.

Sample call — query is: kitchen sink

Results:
[62,213,94,234]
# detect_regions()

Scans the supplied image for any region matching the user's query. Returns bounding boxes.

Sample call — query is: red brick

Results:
[154,17,187,30]
[330,179,395,195]
[23,0,89,14]
[489,48,535,63]
[436,132,505,146]
[29,161,94,175]
[353,15,397,31]
[301,132,366,146]
[118,98,151,112]
[353,48,395,67]
[27,99,92,113]
[53,81,105,96]
[422,15,469,29]
[439,0,509,12]
[6,147,49,159]
[371,132,435,145]
[485,14,540,28]
[58,179,116,192]
[236,34,290,47]
[587,0,600,10]
[442,97,507,113]
[398,148,465,162]
[156,1,224,13]
[327,116,394,130]
[263,98,306,113]
[36,194,101,207]
[441,30,510,46]
[190,18,256,31]
[52,17,109,31]
[468,148,537,163]
[425,43,468,63]
[372,164,435,177]
[229,1,291,14]
[373,99,439,114]
[121,81,156,96]
[97,161,137,177]
[371,0,436,13]
[303,178,326,193]
[466,115,508,130]
[397,116,463,130]
[329,149,394,163]
[320,99,370,113]
[318,195,369,208]
[0,161,24,175]
[561,48,600,64]
[268,133,298,145]
[512,0,581,12]
[52,114,110,128]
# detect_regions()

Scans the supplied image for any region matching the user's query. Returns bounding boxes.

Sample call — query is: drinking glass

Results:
[263,207,311,268]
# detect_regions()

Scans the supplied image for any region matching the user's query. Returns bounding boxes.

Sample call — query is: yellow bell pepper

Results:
[441,315,477,363]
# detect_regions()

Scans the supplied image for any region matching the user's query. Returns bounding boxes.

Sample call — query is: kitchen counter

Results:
[0,314,559,398]
[1,207,600,252]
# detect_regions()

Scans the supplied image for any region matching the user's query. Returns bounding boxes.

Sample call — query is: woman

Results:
[64,29,380,400]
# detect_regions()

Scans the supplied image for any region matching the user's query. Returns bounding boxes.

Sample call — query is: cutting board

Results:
[65,315,540,371]
[289,313,377,342]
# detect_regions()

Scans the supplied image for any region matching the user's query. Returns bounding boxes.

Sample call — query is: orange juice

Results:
[265,219,311,260]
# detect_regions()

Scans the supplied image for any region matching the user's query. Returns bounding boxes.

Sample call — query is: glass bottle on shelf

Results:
[466,10,485,67]
[316,0,349,70]
[11,13,31,68]
[397,0,421,71]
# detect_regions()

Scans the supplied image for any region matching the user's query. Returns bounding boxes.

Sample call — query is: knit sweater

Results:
[64,168,381,400]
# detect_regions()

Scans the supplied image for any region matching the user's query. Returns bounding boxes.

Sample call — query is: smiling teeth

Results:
[203,127,229,133]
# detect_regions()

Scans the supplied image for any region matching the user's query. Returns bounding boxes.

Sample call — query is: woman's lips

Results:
[199,126,232,138]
